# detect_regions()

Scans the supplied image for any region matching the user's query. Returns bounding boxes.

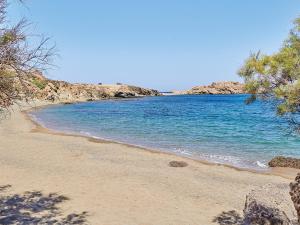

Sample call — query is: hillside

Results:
[23,71,160,103]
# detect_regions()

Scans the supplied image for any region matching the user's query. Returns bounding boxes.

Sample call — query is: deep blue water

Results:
[30,95,300,170]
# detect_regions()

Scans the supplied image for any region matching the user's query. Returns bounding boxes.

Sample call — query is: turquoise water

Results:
[30,95,300,170]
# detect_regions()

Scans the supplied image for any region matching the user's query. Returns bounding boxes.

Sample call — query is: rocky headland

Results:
[172,81,245,95]
[23,71,160,104]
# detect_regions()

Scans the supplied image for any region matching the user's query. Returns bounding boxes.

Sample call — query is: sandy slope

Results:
[0,105,298,225]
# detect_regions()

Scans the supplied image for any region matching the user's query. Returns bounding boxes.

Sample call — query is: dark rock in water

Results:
[269,156,300,169]
[243,184,295,225]
[169,161,188,167]
[290,173,300,224]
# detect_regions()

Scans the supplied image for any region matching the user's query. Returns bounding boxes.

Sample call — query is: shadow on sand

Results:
[0,185,88,224]
[213,210,243,225]
[213,208,298,225]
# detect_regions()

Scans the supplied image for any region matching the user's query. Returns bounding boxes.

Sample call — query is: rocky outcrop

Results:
[24,72,160,103]
[290,173,300,224]
[170,81,245,95]
[187,81,245,95]
[268,156,300,169]
[243,184,297,225]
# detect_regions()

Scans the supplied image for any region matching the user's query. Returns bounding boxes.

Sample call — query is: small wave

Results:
[78,131,108,140]
[199,153,259,169]
[28,113,47,128]
[79,131,92,136]
[256,161,268,168]
[174,148,193,156]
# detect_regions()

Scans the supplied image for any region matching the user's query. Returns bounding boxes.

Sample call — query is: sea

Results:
[29,95,300,170]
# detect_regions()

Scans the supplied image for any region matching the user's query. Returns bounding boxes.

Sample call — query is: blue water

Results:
[30,95,300,170]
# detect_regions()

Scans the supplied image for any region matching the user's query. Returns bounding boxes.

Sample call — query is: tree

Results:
[238,17,300,121]
[0,0,54,111]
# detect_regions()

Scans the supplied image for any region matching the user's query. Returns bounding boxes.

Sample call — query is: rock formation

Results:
[170,81,245,95]
[268,156,300,169]
[187,81,245,95]
[290,173,300,224]
[23,71,160,103]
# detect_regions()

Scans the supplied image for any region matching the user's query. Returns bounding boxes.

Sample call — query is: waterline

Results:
[29,95,300,170]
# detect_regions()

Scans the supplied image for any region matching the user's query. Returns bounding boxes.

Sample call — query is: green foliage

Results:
[239,17,300,116]
[0,1,54,110]
[31,78,47,90]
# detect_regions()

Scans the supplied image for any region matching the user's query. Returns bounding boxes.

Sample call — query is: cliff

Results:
[24,71,160,103]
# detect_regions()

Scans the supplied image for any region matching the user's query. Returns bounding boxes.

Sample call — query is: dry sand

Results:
[0,104,298,224]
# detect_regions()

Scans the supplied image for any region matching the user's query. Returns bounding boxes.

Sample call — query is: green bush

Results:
[31,78,47,90]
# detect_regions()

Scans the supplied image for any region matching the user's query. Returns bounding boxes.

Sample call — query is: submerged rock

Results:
[243,184,296,225]
[268,156,300,169]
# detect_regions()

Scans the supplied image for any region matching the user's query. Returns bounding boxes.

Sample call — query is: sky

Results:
[8,0,300,91]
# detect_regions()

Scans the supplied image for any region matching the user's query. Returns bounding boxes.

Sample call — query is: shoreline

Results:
[0,101,298,224]
[25,102,299,180]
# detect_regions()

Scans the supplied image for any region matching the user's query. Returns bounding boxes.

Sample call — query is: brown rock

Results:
[268,156,300,169]
[21,72,161,103]
[168,161,188,167]
[188,81,245,95]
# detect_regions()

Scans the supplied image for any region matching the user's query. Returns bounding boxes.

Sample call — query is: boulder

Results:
[269,156,300,169]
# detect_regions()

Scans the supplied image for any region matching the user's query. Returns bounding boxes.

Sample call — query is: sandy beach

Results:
[0,104,298,224]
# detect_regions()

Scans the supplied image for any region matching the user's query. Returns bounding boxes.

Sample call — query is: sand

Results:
[0,104,298,225]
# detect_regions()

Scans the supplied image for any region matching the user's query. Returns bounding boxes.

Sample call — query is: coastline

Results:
[0,101,298,224]
[26,102,299,179]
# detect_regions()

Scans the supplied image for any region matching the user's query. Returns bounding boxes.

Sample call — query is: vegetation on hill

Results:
[0,0,53,111]
[239,17,300,123]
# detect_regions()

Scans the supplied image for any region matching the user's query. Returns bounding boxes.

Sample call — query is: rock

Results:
[269,156,300,169]
[168,161,188,167]
[290,173,300,224]
[188,81,245,95]
[172,81,245,95]
[114,92,135,98]
[243,184,296,225]
[20,72,161,103]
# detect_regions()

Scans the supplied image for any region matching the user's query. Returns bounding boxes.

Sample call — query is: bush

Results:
[31,78,47,90]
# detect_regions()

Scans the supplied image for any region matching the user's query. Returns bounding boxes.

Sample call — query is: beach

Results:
[0,104,298,225]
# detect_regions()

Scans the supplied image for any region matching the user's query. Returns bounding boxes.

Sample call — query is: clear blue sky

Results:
[9,0,300,91]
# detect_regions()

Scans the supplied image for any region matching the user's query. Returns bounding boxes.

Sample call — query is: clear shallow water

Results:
[30,95,300,170]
